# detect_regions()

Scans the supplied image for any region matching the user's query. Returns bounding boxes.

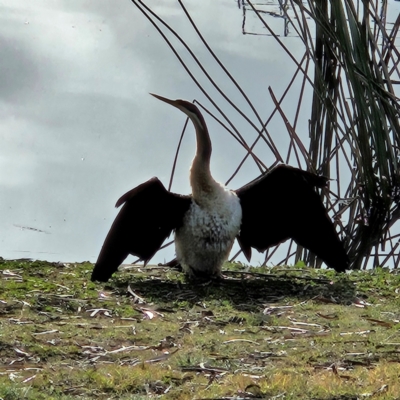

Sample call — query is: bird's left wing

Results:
[91,177,191,282]
[235,165,348,272]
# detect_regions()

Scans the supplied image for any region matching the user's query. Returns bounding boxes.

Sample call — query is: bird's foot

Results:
[158,258,183,271]
[184,266,224,284]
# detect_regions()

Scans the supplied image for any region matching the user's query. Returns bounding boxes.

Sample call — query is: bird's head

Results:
[150,93,205,132]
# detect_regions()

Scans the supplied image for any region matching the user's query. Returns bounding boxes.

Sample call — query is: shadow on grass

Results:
[108,268,356,311]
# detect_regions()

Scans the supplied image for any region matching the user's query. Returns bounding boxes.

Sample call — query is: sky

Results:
[1,1,399,267]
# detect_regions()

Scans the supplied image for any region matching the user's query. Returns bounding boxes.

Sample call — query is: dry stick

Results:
[287,56,312,166]
[367,12,400,108]
[245,52,309,160]
[228,248,242,263]
[396,251,400,269]
[296,0,330,81]
[268,87,313,170]
[241,0,246,35]
[131,0,264,172]
[386,14,400,77]
[388,205,400,231]
[224,52,310,186]
[177,0,283,163]
[336,107,360,188]
[370,0,380,42]
[247,0,312,85]
[367,8,400,179]
[263,247,270,266]
[330,78,362,251]
[168,117,189,192]
[383,10,400,69]
[132,239,176,265]
[194,101,262,163]
[323,141,355,217]
[193,102,268,180]
[276,249,298,267]
[224,51,310,186]
[283,44,312,164]
[195,101,271,189]
[362,247,370,270]
[328,130,356,211]
[273,0,304,40]
[374,243,380,267]
[369,16,400,109]
[283,239,295,267]
[335,137,341,208]
[248,0,353,139]
[377,0,388,48]
[262,243,282,266]
[388,233,400,240]
[290,0,315,52]
[288,0,308,43]
[380,240,400,267]
[141,0,285,164]
[224,145,266,188]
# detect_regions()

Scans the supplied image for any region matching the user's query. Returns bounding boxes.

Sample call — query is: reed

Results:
[131,0,400,269]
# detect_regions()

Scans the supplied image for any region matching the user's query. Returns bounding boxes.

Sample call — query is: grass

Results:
[1,259,400,399]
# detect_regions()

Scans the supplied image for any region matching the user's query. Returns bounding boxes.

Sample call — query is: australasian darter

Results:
[91,94,348,282]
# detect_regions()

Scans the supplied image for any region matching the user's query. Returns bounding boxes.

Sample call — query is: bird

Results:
[91,94,349,282]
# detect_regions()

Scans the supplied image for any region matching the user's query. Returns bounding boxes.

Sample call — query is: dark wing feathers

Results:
[92,165,347,282]
[235,165,348,272]
[91,177,191,282]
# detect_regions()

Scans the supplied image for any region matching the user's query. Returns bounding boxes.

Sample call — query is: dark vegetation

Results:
[131,0,400,269]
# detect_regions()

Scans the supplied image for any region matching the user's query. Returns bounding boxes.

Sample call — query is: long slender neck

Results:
[189,114,217,202]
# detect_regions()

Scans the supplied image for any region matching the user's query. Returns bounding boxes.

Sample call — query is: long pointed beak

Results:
[150,93,180,108]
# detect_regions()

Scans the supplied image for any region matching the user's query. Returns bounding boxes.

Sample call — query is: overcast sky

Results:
[2,1,398,267]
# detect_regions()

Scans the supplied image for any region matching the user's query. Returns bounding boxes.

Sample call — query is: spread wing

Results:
[235,165,348,272]
[91,177,191,282]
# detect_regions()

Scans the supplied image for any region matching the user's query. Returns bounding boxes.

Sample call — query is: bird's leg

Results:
[158,258,182,271]
[184,265,225,284]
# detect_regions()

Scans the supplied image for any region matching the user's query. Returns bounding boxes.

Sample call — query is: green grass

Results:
[1,259,400,399]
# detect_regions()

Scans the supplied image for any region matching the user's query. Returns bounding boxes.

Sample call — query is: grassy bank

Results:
[1,259,400,399]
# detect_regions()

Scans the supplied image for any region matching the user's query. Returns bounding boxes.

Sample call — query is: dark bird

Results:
[91,94,348,282]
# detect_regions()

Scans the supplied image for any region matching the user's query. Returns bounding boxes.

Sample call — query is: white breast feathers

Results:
[175,186,242,278]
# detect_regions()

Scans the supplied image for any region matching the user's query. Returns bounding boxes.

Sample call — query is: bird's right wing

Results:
[91,177,191,282]
[235,165,348,272]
